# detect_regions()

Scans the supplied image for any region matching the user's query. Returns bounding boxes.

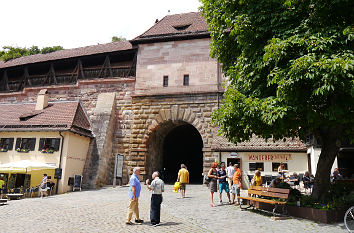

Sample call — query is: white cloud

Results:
[0,0,201,49]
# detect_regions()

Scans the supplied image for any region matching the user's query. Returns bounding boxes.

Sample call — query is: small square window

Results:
[0,138,14,151]
[163,76,168,87]
[15,138,36,151]
[183,75,189,86]
[39,138,61,152]
[249,162,264,171]
[272,163,288,172]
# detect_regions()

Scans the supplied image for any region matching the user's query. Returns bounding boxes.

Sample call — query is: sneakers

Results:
[219,200,223,204]
[135,219,144,223]
[150,223,160,227]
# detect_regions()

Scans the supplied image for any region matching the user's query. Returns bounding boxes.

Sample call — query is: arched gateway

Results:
[147,120,203,183]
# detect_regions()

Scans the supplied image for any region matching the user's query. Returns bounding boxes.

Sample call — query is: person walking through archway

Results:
[177,164,189,198]
[126,167,144,225]
[146,171,165,226]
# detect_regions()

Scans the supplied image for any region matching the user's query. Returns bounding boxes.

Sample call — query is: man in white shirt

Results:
[146,171,165,226]
[226,162,235,192]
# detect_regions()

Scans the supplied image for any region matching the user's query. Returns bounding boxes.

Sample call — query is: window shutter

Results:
[53,138,61,151]
[15,138,21,149]
[29,138,36,151]
[8,138,14,150]
[39,138,45,151]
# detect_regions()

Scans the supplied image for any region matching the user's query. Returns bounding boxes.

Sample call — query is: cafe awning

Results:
[0,160,56,173]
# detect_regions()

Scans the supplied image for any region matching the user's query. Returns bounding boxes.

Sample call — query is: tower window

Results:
[163,76,168,87]
[183,75,189,86]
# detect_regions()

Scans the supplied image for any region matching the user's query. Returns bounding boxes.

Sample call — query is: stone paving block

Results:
[0,185,345,233]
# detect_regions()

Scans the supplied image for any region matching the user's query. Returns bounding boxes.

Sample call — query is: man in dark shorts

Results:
[217,163,231,204]
[177,164,189,198]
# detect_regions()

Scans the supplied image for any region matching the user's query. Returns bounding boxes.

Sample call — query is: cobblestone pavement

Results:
[0,184,347,233]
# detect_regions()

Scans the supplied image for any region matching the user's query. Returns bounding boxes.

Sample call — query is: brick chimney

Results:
[35,89,49,110]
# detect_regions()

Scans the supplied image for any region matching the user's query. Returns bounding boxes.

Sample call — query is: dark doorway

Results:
[162,124,203,184]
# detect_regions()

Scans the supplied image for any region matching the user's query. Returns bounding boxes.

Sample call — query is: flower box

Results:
[254,201,348,223]
[41,151,54,154]
[0,149,8,152]
[16,148,30,153]
[287,205,348,223]
[40,149,55,154]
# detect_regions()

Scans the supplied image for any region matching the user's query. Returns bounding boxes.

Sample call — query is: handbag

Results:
[203,176,211,184]
[173,182,180,193]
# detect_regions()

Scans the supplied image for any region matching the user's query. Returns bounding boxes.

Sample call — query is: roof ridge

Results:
[0,41,130,65]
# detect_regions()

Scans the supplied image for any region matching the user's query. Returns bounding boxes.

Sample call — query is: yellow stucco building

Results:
[0,90,92,194]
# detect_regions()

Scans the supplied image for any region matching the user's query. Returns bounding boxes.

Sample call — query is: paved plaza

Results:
[0,184,347,233]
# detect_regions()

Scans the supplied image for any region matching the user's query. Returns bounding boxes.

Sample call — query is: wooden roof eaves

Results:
[130,31,210,45]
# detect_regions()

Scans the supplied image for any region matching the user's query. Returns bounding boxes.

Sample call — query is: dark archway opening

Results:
[162,124,203,184]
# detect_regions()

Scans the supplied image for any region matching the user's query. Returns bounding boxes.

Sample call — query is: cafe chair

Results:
[265,175,272,187]
[31,186,40,198]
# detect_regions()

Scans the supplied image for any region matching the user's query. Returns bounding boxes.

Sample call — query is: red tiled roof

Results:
[0,101,92,137]
[212,135,307,152]
[0,41,133,69]
[132,12,209,42]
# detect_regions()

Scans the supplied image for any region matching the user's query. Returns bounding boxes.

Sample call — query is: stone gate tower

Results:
[124,12,223,182]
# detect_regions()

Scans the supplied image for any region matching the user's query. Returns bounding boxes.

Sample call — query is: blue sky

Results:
[1,0,201,49]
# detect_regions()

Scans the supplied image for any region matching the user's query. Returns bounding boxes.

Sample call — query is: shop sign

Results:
[245,154,292,162]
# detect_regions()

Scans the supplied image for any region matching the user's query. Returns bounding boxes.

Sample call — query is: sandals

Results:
[210,203,216,207]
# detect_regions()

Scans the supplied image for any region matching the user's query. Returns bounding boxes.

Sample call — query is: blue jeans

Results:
[150,194,162,224]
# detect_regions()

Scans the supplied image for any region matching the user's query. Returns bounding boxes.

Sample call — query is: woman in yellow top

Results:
[252,170,263,186]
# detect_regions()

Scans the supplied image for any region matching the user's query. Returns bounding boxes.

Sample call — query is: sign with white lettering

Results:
[244,154,292,162]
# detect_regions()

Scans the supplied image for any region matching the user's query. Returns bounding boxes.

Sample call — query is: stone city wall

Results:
[0,78,135,187]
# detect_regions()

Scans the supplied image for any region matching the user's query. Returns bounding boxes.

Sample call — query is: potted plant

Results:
[16,148,30,153]
[40,148,54,153]
[0,147,8,152]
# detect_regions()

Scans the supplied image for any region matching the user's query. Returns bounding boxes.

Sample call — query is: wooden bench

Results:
[6,193,24,200]
[0,199,7,205]
[239,186,290,215]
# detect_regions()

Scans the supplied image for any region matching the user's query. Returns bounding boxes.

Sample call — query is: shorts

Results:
[219,182,229,193]
[232,184,240,195]
[179,183,186,190]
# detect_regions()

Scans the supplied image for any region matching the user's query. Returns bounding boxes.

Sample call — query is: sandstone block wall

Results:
[135,38,220,95]
[122,92,221,183]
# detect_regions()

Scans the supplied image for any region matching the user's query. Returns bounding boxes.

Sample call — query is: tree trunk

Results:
[311,127,342,201]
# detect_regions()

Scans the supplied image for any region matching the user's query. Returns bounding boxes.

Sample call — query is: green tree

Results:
[40,46,63,54]
[111,36,126,42]
[0,45,63,61]
[201,0,354,200]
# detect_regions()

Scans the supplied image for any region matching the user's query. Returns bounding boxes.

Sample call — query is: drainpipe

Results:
[56,131,65,194]
[217,62,222,163]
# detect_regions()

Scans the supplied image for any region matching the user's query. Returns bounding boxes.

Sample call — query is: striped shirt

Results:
[150,177,164,195]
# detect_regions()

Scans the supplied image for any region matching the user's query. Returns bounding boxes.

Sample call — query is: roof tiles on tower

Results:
[132,12,209,43]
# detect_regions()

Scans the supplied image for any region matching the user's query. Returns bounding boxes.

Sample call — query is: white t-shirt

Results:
[226,166,235,177]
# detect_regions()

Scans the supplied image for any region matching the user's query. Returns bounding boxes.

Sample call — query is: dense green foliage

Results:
[201,0,353,143]
[201,0,354,200]
[0,46,63,61]
[112,36,126,42]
